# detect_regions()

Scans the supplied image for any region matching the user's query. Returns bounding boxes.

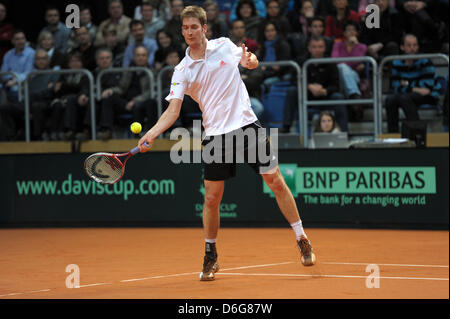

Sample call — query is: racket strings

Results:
[85,155,123,184]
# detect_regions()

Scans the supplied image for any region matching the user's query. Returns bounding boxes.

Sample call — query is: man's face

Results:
[34,51,49,70]
[12,32,26,51]
[231,21,246,38]
[333,0,348,10]
[104,32,117,47]
[133,47,149,66]
[40,35,54,50]
[141,4,154,21]
[374,0,389,12]
[131,23,145,42]
[308,39,326,58]
[80,9,92,25]
[69,57,83,69]
[76,27,91,45]
[109,1,123,20]
[182,17,206,47]
[96,51,113,69]
[46,9,60,26]
[309,20,324,36]
[266,1,280,18]
[171,0,184,18]
[401,36,419,55]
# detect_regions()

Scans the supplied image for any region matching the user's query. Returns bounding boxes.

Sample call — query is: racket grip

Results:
[131,142,150,155]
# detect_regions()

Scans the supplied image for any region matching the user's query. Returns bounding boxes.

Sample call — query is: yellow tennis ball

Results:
[130,122,142,134]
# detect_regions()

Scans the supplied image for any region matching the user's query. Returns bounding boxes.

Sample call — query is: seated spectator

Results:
[98,46,158,140]
[164,0,185,48]
[70,26,97,71]
[317,0,359,17]
[282,35,348,133]
[134,0,171,22]
[331,20,367,100]
[263,0,291,36]
[1,30,35,103]
[203,0,229,39]
[140,1,166,39]
[396,0,443,53]
[235,0,263,42]
[95,0,132,48]
[325,0,359,41]
[0,3,13,63]
[240,64,265,119]
[229,19,259,53]
[123,20,158,67]
[288,16,333,60]
[288,0,314,35]
[29,49,61,141]
[257,21,291,90]
[67,5,98,52]
[154,29,183,72]
[229,0,267,22]
[360,0,403,60]
[206,22,214,40]
[40,6,71,54]
[50,52,91,141]
[37,31,66,68]
[103,28,126,67]
[314,111,342,133]
[385,34,442,133]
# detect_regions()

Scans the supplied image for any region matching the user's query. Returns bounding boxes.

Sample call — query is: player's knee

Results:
[265,172,285,194]
[204,192,222,208]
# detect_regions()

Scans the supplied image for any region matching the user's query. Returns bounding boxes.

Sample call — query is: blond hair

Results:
[180,5,207,26]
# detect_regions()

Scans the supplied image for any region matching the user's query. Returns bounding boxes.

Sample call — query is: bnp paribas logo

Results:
[263,165,436,196]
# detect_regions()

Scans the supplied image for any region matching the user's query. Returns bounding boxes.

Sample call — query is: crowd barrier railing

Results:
[302,56,378,148]
[0,71,23,102]
[378,53,449,135]
[23,69,95,142]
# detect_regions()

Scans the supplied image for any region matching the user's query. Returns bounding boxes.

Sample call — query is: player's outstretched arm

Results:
[240,43,259,69]
[138,98,182,152]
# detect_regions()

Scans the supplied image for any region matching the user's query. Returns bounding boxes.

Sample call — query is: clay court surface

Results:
[0,228,448,299]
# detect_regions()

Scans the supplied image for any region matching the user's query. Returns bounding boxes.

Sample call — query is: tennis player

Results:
[138,5,316,281]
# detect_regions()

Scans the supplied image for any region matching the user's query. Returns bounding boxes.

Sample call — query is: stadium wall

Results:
[0,148,448,229]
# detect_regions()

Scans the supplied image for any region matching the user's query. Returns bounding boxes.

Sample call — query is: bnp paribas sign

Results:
[264,164,436,207]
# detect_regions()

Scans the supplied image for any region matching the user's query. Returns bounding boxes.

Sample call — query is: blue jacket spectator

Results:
[123,20,158,67]
[1,30,35,103]
[229,0,267,22]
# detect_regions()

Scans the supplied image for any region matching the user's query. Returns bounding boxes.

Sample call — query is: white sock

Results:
[205,238,216,244]
[290,220,306,241]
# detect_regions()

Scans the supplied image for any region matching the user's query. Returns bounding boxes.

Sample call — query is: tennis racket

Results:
[84,142,150,184]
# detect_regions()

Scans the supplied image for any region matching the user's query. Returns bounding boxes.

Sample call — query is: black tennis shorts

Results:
[201,121,278,181]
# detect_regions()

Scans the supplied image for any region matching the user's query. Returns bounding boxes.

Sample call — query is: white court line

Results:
[27,289,51,294]
[322,262,449,268]
[216,272,449,281]
[120,261,295,283]
[0,292,24,297]
[78,283,111,288]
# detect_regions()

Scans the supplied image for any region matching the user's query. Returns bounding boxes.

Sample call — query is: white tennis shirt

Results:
[165,37,258,136]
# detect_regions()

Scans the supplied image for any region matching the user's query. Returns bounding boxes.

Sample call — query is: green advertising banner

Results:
[0,148,448,229]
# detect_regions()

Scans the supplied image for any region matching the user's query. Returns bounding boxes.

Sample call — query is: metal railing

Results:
[0,71,23,102]
[302,56,378,148]
[156,65,174,119]
[24,69,95,142]
[96,67,155,100]
[378,54,449,134]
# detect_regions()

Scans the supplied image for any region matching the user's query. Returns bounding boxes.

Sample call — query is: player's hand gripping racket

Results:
[84,142,150,184]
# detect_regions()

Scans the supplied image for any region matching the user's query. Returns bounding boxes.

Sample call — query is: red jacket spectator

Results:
[325,0,360,42]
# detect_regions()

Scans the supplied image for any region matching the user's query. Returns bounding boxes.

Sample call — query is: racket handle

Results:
[131,142,150,155]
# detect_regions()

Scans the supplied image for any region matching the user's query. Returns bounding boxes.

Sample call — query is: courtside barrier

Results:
[23,69,95,142]
[378,54,449,135]
[302,57,378,148]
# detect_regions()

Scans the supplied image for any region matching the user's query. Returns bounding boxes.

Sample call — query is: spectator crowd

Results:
[0,0,448,141]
